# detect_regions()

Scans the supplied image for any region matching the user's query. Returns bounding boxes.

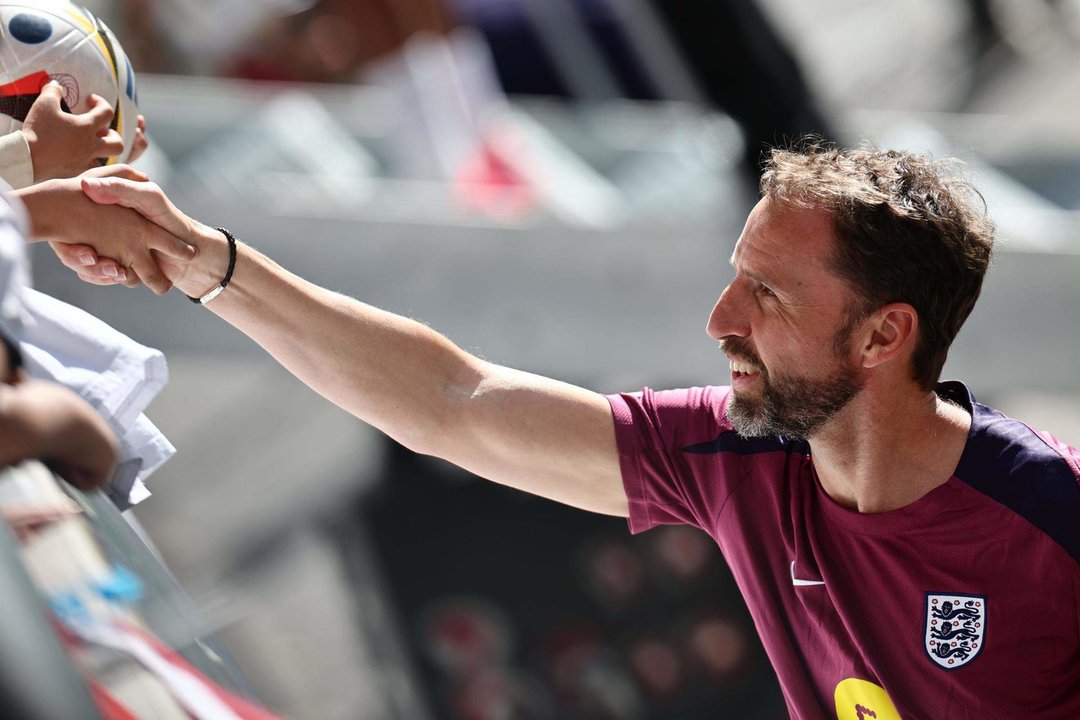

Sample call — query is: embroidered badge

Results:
[924,593,986,670]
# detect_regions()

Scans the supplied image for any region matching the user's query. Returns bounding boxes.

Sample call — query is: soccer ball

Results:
[0,0,139,163]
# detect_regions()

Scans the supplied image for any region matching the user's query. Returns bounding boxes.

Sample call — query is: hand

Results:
[47,165,150,286]
[128,115,149,164]
[0,378,119,491]
[81,175,229,299]
[16,167,198,294]
[22,82,125,182]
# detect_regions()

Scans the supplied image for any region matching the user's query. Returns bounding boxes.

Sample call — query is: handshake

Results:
[16,165,231,299]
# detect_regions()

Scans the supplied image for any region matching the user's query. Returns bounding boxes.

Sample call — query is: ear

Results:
[857,303,918,370]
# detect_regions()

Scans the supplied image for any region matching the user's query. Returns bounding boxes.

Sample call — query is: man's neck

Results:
[809,382,972,514]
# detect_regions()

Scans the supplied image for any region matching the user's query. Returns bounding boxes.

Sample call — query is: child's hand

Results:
[128,115,149,163]
[22,81,126,182]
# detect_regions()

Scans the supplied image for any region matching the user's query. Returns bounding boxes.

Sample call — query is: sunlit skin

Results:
[707,196,865,438]
[36,176,972,517]
[707,196,973,513]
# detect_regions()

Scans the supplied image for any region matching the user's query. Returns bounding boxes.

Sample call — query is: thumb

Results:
[36,80,65,109]
[149,230,198,261]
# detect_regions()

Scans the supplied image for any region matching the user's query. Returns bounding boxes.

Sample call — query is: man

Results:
[47,145,1080,718]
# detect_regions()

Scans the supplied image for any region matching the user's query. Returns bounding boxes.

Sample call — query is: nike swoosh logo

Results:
[791,561,826,587]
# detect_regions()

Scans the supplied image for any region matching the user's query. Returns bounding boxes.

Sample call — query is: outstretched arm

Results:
[82,176,628,516]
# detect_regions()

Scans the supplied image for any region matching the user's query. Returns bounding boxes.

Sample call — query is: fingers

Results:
[148,230,198,261]
[83,93,116,128]
[128,252,171,294]
[77,273,123,286]
[85,260,128,283]
[96,128,125,158]
[50,241,99,271]
[128,115,149,163]
[49,241,129,283]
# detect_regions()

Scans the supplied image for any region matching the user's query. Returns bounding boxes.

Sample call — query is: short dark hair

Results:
[760,142,995,391]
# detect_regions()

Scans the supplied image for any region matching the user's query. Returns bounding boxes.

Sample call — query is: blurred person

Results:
[0,81,183,507]
[640,0,836,178]
[226,0,454,83]
[9,164,194,508]
[0,342,119,492]
[0,191,118,492]
[108,0,175,74]
[47,143,1080,718]
[450,0,836,180]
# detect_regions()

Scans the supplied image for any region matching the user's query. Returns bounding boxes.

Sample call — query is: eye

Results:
[757,285,777,299]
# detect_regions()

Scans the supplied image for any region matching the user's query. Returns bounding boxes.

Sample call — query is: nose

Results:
[706,282,750,340]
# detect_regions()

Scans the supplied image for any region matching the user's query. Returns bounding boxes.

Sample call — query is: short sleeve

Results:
[606,386,750,536]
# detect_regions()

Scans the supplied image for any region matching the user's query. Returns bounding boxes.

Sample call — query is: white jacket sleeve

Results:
[0,131,34,190]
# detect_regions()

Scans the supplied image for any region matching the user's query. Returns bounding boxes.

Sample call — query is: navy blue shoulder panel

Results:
[682,431,810,456]
[949,383,1080,566]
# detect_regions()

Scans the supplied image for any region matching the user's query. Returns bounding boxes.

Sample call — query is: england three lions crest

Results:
[924,593,986,670]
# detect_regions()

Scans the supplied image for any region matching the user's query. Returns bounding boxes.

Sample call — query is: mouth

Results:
[728,357,761,378]
[727,356,762,389]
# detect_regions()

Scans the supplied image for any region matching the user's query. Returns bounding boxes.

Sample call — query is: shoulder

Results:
[948,382,1080,565]
[606,385,809,457]
[607,385,729,447]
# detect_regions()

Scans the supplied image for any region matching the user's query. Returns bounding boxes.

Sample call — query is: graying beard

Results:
[727,371,862,439]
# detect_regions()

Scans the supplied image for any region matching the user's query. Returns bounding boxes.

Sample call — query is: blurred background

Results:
[26,0,1080,717]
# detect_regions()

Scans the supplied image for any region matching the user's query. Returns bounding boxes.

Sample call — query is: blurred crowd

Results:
[96,0,1075,182]
[101,0,840,179]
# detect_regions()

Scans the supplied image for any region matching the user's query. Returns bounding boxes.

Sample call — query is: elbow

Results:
[386,375,477,461]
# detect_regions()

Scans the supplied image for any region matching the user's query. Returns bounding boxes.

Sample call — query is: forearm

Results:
[182,230,476,452]
[13,179,60,239]
[185,235,626,515]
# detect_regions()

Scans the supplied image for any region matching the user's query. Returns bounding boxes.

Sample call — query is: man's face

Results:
[707,197,867,439]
